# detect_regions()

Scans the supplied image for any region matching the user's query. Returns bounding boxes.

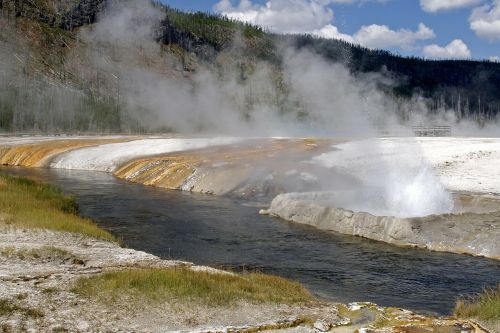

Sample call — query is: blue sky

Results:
[160,0,500,61]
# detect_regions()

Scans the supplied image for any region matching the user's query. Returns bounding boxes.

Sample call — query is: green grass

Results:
[72,267,313,306]
[0,173,115,241]
[455,285,500,321]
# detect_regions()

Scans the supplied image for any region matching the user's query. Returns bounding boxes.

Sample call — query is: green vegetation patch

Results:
[72,267,313,306]
[0,173,115,241]
[455,285,500,321]
[164,7,267,47]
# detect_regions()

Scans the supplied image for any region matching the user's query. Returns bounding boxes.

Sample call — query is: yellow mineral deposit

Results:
[0,137,333,194]
[114,138,331,192]
[115,156,200,190]
[0,138,133,168]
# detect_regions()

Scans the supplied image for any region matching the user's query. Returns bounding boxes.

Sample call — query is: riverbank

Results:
[0,172,492,332]
[260,192,500,259]
[456,286,500,333]
[1,136,500,261]
[0,230,492,333]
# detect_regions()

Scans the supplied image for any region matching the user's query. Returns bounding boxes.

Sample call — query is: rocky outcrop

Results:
[261,192,500,259]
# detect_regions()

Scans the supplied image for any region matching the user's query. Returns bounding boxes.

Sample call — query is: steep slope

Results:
[0,0,499,133]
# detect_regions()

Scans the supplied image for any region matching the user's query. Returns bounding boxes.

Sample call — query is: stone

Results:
[332,317,351,327]
[314,319,332,332]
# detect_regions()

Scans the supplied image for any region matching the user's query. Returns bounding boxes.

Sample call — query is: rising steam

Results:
[312,139,455,218]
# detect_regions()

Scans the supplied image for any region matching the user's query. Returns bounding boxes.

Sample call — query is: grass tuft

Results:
[0,173,115,241]
[72,267,313,306]
[455,285,500,321]
[0,299,43,318]
[41,287,59,294]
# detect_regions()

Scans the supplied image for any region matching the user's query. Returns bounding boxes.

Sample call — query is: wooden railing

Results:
[412,125,452,137]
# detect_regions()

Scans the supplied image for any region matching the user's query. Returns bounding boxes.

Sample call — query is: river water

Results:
[3,167,500,315]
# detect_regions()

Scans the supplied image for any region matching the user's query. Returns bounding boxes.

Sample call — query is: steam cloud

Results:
[74,0,397,137]
[69,0,498,137]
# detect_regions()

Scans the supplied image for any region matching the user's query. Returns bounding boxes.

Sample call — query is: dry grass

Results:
[455,285,500,321]
[0,173,115,241]
[0,299,43,318]
[72,267,313,306]
[0,246,73,261]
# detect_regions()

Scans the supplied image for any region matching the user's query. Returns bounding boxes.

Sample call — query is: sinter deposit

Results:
[261,192,500,259]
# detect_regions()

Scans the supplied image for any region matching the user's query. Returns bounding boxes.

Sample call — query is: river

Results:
[3,166,500,315]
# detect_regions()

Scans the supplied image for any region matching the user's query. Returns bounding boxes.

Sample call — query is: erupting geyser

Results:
[259,138,500,259]
[312,139,454,218]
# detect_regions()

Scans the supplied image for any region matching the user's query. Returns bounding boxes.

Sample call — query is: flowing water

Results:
[3,167,500,315]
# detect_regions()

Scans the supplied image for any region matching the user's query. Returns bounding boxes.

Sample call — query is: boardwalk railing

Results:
[412,125,452,137]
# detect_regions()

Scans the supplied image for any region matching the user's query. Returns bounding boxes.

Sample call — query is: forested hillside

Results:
[0,0,499,133]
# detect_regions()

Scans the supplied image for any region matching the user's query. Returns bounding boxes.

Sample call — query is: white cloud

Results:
[490,55,500,61]
[214,0,335,34]
[352,23,435,49]
[423,39,471,59]
[215,0,435,50]
[312,24,355,42]
[314,23,435,50]
[470,0,500,41]
[420,0,483,13]
[214,0,391,34]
